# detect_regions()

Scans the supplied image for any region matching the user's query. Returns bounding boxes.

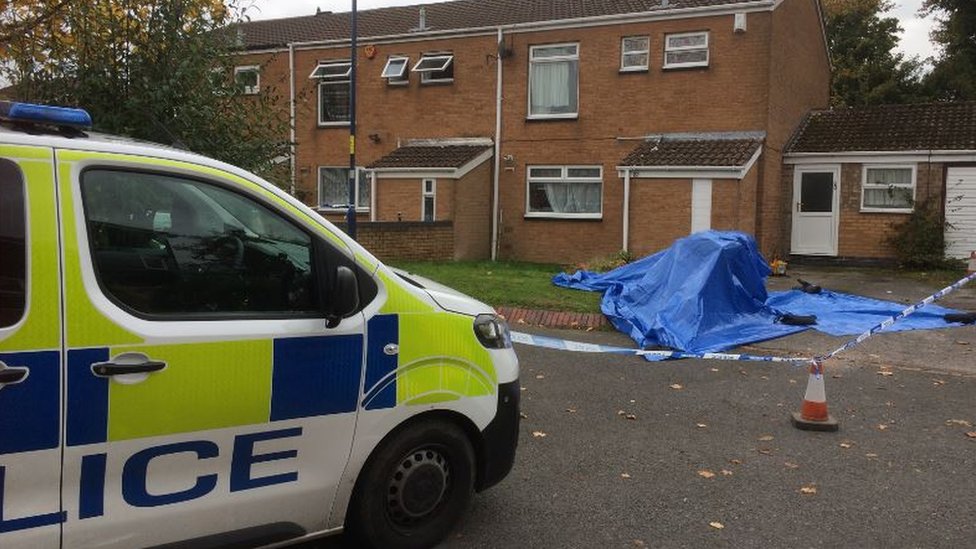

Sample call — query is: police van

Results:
[0,102,519,548]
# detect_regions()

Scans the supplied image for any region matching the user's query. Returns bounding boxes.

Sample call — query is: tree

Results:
[921,0,976,100]
[823,0,924,107]
[0,0,292,188]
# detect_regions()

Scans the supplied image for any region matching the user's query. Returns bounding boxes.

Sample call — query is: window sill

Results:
[526,114,578,122]
[859,207,914,214]
[421,78,454,85]
[318,122,351,128]
[317,207,371,213]
[662,63,709,71]
[524,213,602,220]
[619,67,649,73]
[386,80,409,87]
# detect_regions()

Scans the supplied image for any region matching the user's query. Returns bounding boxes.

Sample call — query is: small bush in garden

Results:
[886,199,957,270]
[572,250,636,273]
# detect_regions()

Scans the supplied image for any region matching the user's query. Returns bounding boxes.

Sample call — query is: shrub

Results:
[886,200,954,269]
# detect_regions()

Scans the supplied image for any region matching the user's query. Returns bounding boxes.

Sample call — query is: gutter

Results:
[288,42,296,196]
[622,169,631,253]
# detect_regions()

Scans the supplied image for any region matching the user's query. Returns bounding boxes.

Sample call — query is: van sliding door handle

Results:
[0,363,29,386]
[91,353,167,377]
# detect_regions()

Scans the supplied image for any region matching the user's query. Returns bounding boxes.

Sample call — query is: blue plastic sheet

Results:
[553,231,964,355]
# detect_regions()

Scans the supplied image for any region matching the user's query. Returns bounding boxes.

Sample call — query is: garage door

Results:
[945,167,976,259]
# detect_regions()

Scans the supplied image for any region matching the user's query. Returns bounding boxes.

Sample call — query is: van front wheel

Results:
[346,418,476,549]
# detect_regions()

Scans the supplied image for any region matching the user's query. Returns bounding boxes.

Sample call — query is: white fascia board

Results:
[404,137,493,147]
[455,148,494,179]
[289,1,774,51]
[785,150,976,164]
[616,153,761,180]
[373,167,458,179]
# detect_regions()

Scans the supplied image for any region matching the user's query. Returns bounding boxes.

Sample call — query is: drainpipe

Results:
[491,26,503,261]
[288,42,296,196]
[622,168,631,252]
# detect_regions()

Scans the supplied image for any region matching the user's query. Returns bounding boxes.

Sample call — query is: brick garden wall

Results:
[333,221,454,262]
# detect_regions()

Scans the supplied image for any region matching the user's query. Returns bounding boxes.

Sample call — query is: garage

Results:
[945,167,976,259]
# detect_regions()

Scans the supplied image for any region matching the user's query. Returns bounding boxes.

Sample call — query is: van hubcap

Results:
[387,448,450,526]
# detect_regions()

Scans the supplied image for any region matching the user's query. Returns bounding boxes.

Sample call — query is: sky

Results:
[248,0,940,62]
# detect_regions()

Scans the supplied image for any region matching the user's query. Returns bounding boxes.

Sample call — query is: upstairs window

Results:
[664,31,709,69]
[620,36,650,72]
[528,43,579,119]
[319,167,370,210]
[861,166,916,212]
[234,65,260,94]
[311,61,352,125]
[526,166,602,219]
[382,56,410,85]
[413,54,454,84]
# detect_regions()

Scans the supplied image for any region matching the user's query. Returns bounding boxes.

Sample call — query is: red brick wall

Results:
[759,0,831,257]
[628,179,693,258]
[782,162,946,259]
[374,177,455,221]
[454,160,493,260]
[333,221,454,261]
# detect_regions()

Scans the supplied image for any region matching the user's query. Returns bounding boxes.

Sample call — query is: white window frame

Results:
[527,43,580,120]
[317,167,370,211]
[663,31,710,69]
[620,36,650,72]
[422,178,437,221]
[234,65,260,95]
[525,165,603,219]
[309,61,352,80]
[382,56,410,85]
[860,164,917,213]
[413,53,454,84]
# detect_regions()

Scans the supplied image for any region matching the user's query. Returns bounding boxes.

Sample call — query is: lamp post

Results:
[346,0,358,239]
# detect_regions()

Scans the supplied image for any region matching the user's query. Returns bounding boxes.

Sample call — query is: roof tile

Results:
[621,137,762,167]
[237,0,765,49]
[369,144,492,169]
[786,102,976,153]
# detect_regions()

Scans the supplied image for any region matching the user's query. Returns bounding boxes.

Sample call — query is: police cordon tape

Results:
[510,270,976,366]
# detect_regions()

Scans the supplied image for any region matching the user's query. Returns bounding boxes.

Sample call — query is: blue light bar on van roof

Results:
[0,101,92,130]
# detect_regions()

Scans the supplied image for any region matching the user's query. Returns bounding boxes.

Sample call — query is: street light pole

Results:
[346,0,358,239]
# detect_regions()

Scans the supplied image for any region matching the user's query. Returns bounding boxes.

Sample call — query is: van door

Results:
[57,153,367,547]
[0,148,63,548]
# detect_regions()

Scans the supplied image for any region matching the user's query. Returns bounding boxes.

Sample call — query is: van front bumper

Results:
[476,379,520,491]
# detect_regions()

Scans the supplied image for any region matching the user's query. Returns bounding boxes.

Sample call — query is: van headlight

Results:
[473,314,512,349]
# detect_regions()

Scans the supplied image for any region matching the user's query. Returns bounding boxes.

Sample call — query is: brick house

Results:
[783,102,976,261]
[231,0,830,263]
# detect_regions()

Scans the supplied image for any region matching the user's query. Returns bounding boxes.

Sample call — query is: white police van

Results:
[0,102,519,548]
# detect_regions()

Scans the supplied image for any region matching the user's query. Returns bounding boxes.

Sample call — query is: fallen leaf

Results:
[877,370,894,377]
[632,540,646,548]
[784,462,800,469]
[831,374,843,379]
[955,340,970,346]
[629,399,636,403]
[760,375,769,380]
[758,435,774,442]
[586,326,595,332]
[839,441,853,449]
[865,453,879,458]
[877,424,888,431]
[519,412,528,419]
[946,419,972,427]
[720,469,733,476]
[696,423,708,429]
[709,368,720,372]
[698,470,716,479]
[932,379,946,386]
[729,459,743,465]
[535,374,545,379]
[516,318,526,324]
[520,387,527,392]
[620,472,631,479]
[709,521,725,530]
[799,484,817,495]
[532,431,547,438]
[617,410,626,416]
[669,383,684,390]
[625,414,637,421]
[789,379,798,384]
[758,448,774,455]
[966,432,976,439]
[565,408,577,413]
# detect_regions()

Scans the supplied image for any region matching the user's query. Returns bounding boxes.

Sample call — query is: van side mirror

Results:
[326,265,360,328]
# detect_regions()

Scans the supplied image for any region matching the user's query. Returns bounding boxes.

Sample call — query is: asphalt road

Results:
[311,325,976,548]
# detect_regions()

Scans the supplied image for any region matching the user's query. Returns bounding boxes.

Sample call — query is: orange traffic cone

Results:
[791,361,839,431]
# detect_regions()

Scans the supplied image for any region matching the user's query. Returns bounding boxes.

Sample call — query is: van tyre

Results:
[347,418,476,549]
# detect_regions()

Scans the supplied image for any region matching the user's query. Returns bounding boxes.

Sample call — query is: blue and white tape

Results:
[512,270,976,365]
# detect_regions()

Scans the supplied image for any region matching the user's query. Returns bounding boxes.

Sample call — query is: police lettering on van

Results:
[0,102,519,549]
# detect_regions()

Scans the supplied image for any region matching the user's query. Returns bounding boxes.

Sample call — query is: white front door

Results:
[791,166,840,256]
[945,167,976,259]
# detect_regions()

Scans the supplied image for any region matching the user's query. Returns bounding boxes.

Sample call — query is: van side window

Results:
[80,169,318,318]
[0,159,27,328]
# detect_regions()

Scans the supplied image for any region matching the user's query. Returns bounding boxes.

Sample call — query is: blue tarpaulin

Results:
[553,231,965,355]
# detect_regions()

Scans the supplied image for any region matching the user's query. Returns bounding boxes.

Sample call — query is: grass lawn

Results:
[391,261,602,313]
